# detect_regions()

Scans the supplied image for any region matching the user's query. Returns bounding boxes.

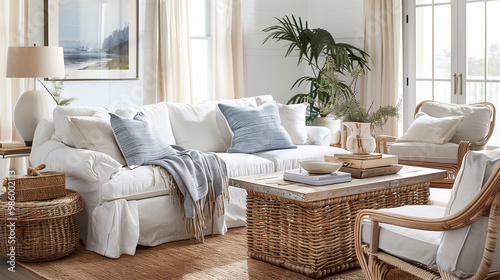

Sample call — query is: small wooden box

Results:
[3,172,66,202]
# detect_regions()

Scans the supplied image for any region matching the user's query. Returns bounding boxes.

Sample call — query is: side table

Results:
[0,189,83,262]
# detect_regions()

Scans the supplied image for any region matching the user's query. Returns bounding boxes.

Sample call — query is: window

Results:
[188,0,212,103]
[405,0,500,144]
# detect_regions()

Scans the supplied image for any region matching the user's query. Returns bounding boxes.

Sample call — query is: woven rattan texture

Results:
[3,171,66,202]
[246,183,430,279]
[0,190,83,262]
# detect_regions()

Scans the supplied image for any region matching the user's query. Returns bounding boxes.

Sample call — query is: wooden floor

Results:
[0,255,44,280]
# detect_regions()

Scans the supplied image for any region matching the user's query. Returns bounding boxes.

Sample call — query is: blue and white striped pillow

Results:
[217,101,297,153]
[109,112,175,166]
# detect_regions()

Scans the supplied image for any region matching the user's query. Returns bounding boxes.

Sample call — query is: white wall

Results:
[242,0,364,104]
[28,0,364,107]
[29,0,156,107]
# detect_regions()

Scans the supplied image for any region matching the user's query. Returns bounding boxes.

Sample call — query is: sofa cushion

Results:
[256,97,309,145]
[421,101,492,144]
[214,95,274,149]
[215,153,274,177]
[396,112,464,144]
[255,145,350,171]
[218,101,296,153]
[52,106,107,147]
[68,113,126,166]
[114,102,176,145]
[110,112,175,166]
[166,102,227,152]
[388,142,458,164]
[436,149,500,277]
[362,205,445,267]
[101,166,173,201]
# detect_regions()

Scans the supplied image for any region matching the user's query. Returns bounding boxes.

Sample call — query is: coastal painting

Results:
[46,0,137,80]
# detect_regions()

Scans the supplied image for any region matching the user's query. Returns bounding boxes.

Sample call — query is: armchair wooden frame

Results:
[376,101,496,188]
[354,163,500,280]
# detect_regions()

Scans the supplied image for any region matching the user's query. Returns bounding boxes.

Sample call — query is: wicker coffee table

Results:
[229,165,447,278]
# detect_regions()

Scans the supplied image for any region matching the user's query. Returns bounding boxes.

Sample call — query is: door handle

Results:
[453,73,457,95]
[459,73,463,95]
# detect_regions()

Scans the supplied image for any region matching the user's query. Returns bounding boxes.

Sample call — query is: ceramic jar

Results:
[343,122,375,154]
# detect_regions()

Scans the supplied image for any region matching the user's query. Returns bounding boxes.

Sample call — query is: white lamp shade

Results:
[6,46,65,78]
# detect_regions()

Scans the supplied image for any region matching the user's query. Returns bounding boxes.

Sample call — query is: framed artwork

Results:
[45,0,138,80]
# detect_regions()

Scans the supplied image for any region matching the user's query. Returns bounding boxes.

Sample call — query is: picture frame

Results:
[45,0,138,80]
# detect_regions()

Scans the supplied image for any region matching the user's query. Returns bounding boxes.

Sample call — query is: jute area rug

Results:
[21,227,418,280]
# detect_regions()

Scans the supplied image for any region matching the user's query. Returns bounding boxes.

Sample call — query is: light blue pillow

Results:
[109,112,175,166]
[217,101,297,153]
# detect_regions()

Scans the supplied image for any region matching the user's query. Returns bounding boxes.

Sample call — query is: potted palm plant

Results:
[262,15,369,125]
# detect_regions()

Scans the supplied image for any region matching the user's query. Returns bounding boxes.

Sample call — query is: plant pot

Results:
[343,122,375,154]
[312,117,341,145]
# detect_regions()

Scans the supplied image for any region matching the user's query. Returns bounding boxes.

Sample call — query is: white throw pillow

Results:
[421,102,492,144]
[396,112,464,144]
[67,112,126,166]
[52,106,105,147]
[167,102,227,152]
[256,97,309,145]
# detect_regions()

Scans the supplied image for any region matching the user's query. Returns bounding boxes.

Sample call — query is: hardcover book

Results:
[0,140,26,148]
[283,169,351,186]
[334,153,383,160]
[324,154,398,169]
[339,164,403,179]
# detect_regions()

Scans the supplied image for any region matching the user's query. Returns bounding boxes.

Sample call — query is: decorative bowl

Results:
[299,160,342,174]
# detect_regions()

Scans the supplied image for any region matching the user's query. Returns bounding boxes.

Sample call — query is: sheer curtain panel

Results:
[155,0,193,103]
[362,0,402,136]
[0,0,29,178]
[212,0,246,100]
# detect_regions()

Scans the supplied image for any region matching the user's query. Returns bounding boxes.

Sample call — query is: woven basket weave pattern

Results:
[0,190,83,262]
[4,171,66,202]
[246,183,430,279]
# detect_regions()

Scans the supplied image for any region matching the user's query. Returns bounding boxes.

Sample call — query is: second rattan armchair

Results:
[377,100,495,189]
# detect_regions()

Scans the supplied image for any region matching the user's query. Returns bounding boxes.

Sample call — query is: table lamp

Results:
[6,45,65,146]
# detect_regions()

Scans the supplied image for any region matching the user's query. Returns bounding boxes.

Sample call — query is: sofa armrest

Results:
[306,126,332,146]
[30,140,122,183]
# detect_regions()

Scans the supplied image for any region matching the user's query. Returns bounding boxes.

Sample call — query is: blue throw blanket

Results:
[147,145,228,241]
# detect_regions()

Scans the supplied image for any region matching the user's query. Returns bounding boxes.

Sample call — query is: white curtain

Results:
[212,0,246,100]
[0,0,29,179]
[361,0,402,136]
[155,0,193,103]
[155,0,246,103]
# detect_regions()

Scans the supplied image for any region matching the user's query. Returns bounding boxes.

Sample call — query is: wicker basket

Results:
[0,190,83,262]
[2,170,66,202]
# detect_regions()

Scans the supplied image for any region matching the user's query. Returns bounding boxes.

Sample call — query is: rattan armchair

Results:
[354,149,500,280]
[377,101,495,188]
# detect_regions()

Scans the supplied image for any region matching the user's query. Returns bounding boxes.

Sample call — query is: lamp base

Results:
[13,90,56,144]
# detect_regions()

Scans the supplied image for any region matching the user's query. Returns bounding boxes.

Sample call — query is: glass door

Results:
[406,0,456,129]
[460,0,500,143]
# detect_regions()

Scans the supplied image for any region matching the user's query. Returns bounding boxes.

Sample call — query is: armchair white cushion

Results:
[396,112,464,144]
[388,142,459,164]
[421,101,493,144]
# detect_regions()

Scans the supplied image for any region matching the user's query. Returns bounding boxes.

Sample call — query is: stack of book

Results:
[283,169,351,186]
[0,140,26,148]
[324,153,402,179]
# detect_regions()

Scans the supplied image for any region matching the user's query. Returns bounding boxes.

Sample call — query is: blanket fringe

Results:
[159,168,185,217]
[156,164,229,242]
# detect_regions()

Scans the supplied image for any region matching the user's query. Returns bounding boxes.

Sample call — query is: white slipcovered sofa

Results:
[30,95,348,258]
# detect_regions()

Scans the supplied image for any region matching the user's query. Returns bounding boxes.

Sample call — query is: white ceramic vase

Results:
[312,117,341,145]
[343,122,376,154]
